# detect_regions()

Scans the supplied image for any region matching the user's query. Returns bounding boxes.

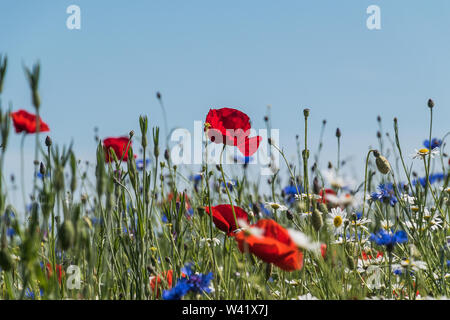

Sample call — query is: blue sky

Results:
[1,0,449,197]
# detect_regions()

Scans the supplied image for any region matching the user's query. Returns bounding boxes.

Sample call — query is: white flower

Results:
[400,258,427,272]
[327,207,347,234]
[295,193,321,201]
[287,229,322,253]
[294,293,318,300]
[411,147,440,159]
[264,202,288,211]
[350,216,371,231]
[322,169,355,189]
[199,238,221,247]
[380,219,394,231]
[401,194,416,205]
[236,219,264,237]
[325,193,355,206]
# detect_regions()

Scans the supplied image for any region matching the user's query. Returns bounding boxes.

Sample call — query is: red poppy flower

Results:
[103,137,134,162]
[10,109,50,134]
[318,188,337,205]
[205,108,262,156]
[234,219,303,271]
[150,270,187,297]
[46,263,63,284]
[204,204,249,236]
[150,270,174,297]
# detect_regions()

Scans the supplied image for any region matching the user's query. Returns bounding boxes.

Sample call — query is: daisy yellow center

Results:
[271,203,280,210]
[333,216,343,228]
[419,148,429,154]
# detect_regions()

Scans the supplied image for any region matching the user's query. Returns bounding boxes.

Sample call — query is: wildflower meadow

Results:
[0,53,448,302]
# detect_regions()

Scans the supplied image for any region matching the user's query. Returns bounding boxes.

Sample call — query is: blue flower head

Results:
[370,183,398,207]
[282,184,303,205]
[136,158,151,171]
[423,138,442,150]
[162,263,213,300]
[370,229,408,251]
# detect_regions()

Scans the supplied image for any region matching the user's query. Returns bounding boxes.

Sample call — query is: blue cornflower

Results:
[412,172,447,187]
[189,174,202,183]
[136,158,151,171]
[7,227,15,237]
[162,263,213,300]
[423,138,442,150]
[370,229,408,251]
[259,202,272,217]
[370,183,398,207]
[162,214,168,223]
[221,180,237,192]
[282,184,303,205]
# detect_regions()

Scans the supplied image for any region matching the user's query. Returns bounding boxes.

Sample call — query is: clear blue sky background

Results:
[1,0,449,199]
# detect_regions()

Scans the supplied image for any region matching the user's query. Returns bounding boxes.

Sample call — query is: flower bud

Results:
[45,136,52,147]
[59,220,75,250]
[373,150,391,175]
[336,128,341,138]
[312,209,323,231]
[303,108,310,118]
[427,98,434,109]
[39,162,46,176]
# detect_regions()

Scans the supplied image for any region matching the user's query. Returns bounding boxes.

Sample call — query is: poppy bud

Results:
[322,119,327,125]
[59,220,75,250]
[302,149,309,160]
[286,210,294,221]
[373,150,391,175]
[377,115,381,122]
[328,162,333,169]
[312,209,323,231]
[377,131,381,139]
[427,99,434,109]
[156,92,162,100]
[45,136,52,147]
[336,128,341,138]
[164,149,170,161]
[313,177,320,194]
[303,108,310,118]
[264,116,269,122]
[129,130,134,139]
[39,162,46,176]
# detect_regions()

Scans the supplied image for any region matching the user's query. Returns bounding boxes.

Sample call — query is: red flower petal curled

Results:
[234,219,303,271]
[204,204,249,236]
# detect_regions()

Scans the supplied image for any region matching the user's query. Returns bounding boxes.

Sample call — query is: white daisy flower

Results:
[321,169,355,189]
[327,207,347,234]
[411,147,440,159]
[264,202,288,211]
[380,219,394,231]
[401,194,416,205]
